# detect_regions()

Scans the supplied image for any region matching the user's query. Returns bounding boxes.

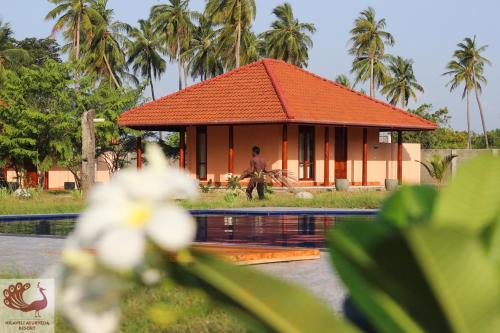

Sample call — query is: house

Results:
[119,59,436,187]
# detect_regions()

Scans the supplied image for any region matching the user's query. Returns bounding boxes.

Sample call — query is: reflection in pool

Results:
[0,214,373,248]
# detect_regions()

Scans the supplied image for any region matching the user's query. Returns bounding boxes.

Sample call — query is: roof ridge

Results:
[262,59,293,120]
[119,60,267,118]
[263,58,437,128]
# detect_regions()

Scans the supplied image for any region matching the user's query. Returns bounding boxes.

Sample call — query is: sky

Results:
[1,0,499,130]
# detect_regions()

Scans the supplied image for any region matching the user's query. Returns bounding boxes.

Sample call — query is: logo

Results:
[1,279,54,333]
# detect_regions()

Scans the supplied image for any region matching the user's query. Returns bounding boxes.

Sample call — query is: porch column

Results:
[136,136,142,169]
[362,128,368,186]
[397,130,403,184]
[228,125,234,174]
[44,171,49,190]
[282,124,288,177]
[179,127,186,170]
[324,127,330,186]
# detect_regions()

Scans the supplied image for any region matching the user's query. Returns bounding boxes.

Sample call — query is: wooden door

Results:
[334,128,348,179]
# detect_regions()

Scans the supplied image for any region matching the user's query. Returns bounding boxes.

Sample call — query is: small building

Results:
[119,59,436,187]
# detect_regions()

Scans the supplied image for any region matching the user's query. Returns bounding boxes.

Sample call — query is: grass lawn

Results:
[0,189,386,215]
[0,273,245,332]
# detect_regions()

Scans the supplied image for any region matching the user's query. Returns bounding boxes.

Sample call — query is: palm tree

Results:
[445,37,490,148]
[85,0,130,88]
[206,0,256,69]
[382,56,424,107]
[260,2,316,68]
[443,61,474,148]
[45,0,101,60]
[0,21,30,85]
[416,154,457,187]
[183,14,223,81]
[151,0,193,90]
[349,7,394,97]
[127,19,166,99]
[335,74,352,88]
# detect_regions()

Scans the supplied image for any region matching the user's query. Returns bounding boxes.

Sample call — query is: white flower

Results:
[141,269,161,285]
[59,280,120,333]
[70,143,197,271]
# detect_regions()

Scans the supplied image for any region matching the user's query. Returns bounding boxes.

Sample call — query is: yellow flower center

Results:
[127,203,152,228]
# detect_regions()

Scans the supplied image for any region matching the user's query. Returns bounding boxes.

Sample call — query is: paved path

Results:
[0,235,346,311]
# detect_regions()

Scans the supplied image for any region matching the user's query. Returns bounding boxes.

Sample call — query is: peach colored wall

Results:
[186,124,422,186]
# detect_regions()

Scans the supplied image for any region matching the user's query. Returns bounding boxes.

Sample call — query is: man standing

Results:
[239,146,267,200]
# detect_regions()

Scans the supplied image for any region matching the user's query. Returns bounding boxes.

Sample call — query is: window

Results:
[196,127,207,180]
[299,126,315,180]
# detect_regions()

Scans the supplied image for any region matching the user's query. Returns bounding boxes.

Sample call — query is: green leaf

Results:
[330,222,500,333]
[405,226,500,332]
[377,185,437,227]
[328,222,445,333]
[172,251,358,333]
[433,155,500,232]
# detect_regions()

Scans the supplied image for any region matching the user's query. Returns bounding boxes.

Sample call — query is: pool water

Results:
[0,214,374,248]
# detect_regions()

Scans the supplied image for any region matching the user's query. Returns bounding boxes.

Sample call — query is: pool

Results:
[0,212,375,248]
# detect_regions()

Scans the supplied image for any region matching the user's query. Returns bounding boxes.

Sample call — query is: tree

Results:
[15,38,62,66]
[127,19,166,99]
[85,0,132,88]
[335,74,352,88]
[261,2,316,68]
[206,0,256,69]
[444,36,491,148]
[183,14,223,81]
[382,56,424,107]
[45,0,101,60]
[416,154,457,187]
[0,21,30,85]
[151,0,193,90]
[0,60,142,189]
[349,7,394,97]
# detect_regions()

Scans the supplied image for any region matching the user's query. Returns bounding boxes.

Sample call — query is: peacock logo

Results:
[3,282,48,317]
[1,279,54,333]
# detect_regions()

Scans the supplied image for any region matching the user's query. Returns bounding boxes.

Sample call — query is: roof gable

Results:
[119,59,436,130]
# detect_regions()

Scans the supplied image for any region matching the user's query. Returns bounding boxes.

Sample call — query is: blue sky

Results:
[1,0,499,130]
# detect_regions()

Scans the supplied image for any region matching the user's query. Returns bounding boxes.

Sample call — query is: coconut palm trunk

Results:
[148,66,156,101]
[176,36,183,90]
[472,72,489,148]
[235,19,241,68]
[369,56,375,97]
[75,11,81,59]
[466,90,472,149]
[103,53,120,88]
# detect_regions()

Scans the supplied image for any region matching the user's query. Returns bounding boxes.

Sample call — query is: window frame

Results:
[298,126,315,180]
[196,126,208,180]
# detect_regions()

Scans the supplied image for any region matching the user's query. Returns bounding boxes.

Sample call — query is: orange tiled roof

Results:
[119,59,436,130]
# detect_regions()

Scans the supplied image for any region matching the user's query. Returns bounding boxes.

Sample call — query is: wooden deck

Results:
[193,243,320,265]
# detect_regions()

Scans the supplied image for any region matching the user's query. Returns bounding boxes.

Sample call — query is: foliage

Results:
[329,155,500,332]
[15,37,62,66]
[443,36,491,148]
[127,19,166,99]
[226,175,241,190]
[416,154,457,186]
[382,56,424,107]
[349,7,394,97]
[335,74,352,88]
[150,0,193,90]
[0,20,31,86]
[206,0,257,69]
[199,179,213,193]
[0,60,142,186]
[45,0,102,60]
[260,2,316,67]
[183,13,224,81]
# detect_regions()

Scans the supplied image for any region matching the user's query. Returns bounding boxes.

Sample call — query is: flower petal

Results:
[146,206,196,252]
[96,229,145,271]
